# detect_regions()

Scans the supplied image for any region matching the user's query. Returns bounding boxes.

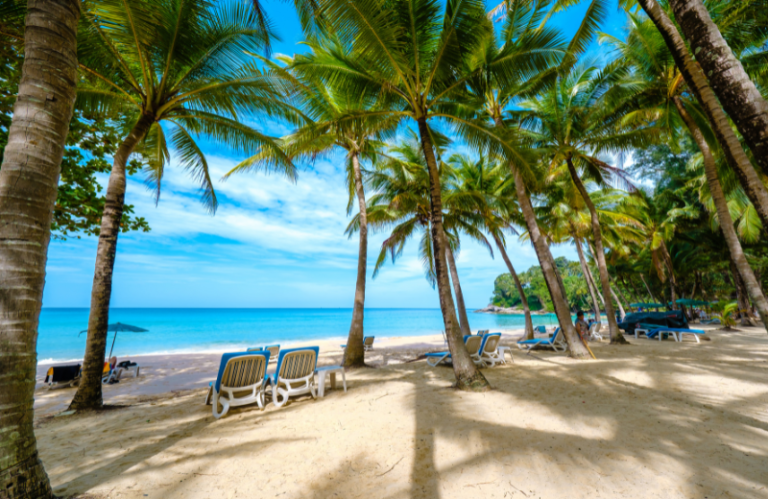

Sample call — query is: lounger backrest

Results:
[364,336,375,347]
[265,344,280,358]
[247,347,263,352]
[551,327,561,342]
[534,325,546,334]
[215,352,269,392]
[465,335,483,355]
[480,333,501,354]
[276,347,319,380]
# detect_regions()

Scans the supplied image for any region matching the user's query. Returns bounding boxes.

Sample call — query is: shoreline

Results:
[34,328,530,417]
[35,326,535,365]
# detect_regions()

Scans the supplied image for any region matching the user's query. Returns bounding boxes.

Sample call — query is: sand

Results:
[32,326,768,498]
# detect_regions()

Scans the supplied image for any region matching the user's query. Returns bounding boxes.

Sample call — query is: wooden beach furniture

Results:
[205,351,270,419]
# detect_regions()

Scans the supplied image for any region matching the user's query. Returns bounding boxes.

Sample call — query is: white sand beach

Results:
[33,326,768,499]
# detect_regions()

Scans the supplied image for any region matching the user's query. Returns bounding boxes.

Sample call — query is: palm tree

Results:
[603,10,768,234]
[627,0,768,236]
[668,0,768,178]
[297,0,506,388]
[520,64,648,344]
[0,0,78,495]
[352,135,484,337]
[69,0,295,410]
[227,38,397,368]
[448,153,536,340]
[468,0,598,358]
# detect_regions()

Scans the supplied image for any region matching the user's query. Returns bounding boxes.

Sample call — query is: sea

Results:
[37,308,560,364]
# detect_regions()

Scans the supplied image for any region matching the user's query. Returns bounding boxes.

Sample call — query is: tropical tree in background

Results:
[448,153,536,340]
[0,0,79,495]
[350,134,484,337]
[297,0,507,388]
[227,38,398,368]
[70,0,296,410]
[520,63,650,344]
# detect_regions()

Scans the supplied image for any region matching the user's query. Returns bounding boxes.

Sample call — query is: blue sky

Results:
[43,0,628,309]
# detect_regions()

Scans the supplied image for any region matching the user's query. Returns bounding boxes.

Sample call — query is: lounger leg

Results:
[204,385,213,405]
[317,372,327,398]
[211,390,229,419]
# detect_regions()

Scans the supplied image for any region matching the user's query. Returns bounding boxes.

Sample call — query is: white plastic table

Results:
[497,346,514,363]
[315,365,347,397]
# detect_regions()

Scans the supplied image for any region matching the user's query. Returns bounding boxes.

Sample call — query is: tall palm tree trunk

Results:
[574,237,602,321]
[492,232,534,340]
[729,257,757,327]
[672,97,768,330]
[637,0,768,232]
[610,286,626,321]
[511,166,591,358]
[445,245,472,336]
[70,113,156,410]
[0,0,79,496]
[660,244,678,310]
[343,153,368,368]
[565,158,627,344]
[669,0,768,178]
[416,118,489,390]
[585,242,607,306]
[639,274,657,303]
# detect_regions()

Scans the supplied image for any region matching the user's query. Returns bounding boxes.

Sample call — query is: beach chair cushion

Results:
[517,327,566,352]
[207,351,270,418]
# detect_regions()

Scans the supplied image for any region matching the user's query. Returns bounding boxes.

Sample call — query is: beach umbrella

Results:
[630,302,665,309]
[79,322,149,359]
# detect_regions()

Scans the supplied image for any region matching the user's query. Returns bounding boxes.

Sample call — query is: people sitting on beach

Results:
[574,311,589,342]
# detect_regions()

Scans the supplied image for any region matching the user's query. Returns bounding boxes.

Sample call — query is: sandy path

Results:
[34,326,768,498]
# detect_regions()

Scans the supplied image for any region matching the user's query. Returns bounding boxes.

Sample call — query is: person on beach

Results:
[575,311,590,342]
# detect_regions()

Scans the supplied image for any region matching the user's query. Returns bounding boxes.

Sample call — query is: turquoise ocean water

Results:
[38,308,559,363]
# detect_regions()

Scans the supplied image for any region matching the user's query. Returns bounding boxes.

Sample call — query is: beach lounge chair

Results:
[116,360,140,378]
[588,323,603,342]
[44,364,81,389]
[647,327,706,343]
[249,345,280,362]
[340,336,375,351]
[478,333,511,367]
[700,318,721,325]
[205,351,270,419]
[476,329,489,336]
[534,325,548,334]
[266,347,319,408]
[516,327,567,353]
[425,335,484,367]
[102,361,123,384]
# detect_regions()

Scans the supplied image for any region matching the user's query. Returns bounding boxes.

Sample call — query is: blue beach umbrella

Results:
[79,322,149,358]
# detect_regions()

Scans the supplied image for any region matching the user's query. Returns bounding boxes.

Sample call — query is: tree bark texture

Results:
[70,113,156,410]
[417,118,489,390]
[511,166,591,358]
[574,237,602,321]
[670,0,768,178]
[0,0,80,497]
[492,232,534,340]
[445,245,472,336]
[637,0,768,234]
[585,242,607,307]
[565,158,627,344]
[639,273,657,303]
[342,153,368,368]
[729,256,756,327]
[673,97,768,330]
[610,285,626,321]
